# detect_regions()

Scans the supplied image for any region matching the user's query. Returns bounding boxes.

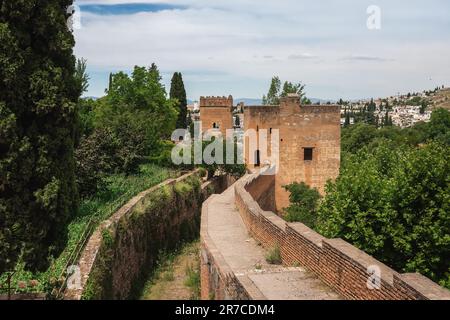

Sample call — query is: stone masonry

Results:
[200,170,450,300]
[199,96,234,137]
[244,95,341,211]
[199,93,340,212]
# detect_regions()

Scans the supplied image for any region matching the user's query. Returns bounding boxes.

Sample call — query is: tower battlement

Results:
[200,95,233,107]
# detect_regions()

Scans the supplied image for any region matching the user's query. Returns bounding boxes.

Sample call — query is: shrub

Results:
[283,182,321,228]
[184,263,200,299]
[317,141,450,288]
[75,128,120,197]
[265,245,282,265]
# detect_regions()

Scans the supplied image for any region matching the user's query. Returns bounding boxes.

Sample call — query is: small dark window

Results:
[256,125,259,132]
[304,148,313,161]
[255,150,261,167]
[269,128,272,134]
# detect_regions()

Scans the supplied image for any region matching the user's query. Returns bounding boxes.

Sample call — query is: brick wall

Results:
[234,171,450,300]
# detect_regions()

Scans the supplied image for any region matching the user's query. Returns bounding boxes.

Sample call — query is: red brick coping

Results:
[234,170,450,300]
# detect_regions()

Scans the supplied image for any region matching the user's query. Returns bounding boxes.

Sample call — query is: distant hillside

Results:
[82,96,100,100]
[235,98,262,105]
[309,98,336,104]
[428,88,450,110]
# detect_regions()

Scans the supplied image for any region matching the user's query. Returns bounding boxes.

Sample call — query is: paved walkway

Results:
[205,185,341,300]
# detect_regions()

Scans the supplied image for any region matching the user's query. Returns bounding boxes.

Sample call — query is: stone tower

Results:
[244,94,341,211]
[199,96,234,137]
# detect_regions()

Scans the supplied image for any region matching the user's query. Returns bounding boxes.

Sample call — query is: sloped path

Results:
[205,186,341,300]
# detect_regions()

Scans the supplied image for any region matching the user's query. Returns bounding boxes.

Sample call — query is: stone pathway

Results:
[205,186,341,300]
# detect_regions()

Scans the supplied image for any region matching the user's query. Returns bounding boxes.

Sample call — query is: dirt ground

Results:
[141,241,200,300]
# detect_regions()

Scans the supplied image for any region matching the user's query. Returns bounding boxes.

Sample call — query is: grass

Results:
[141,241,200,300]
[265,244,282,265]
[0,163,175,296]
[184,262,200,300]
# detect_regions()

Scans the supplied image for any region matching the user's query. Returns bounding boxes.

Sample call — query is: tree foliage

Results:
[283,182,321,227]
[262,76,311,105]
[92,65,178,173]
[74,58,89,98]
[341,108,450,155]
[170,72,188,129]
[172,137,246,179]
[317,141,450,288]
[262,76,281,105]
[0,1,79,273]
[73,64,179,198]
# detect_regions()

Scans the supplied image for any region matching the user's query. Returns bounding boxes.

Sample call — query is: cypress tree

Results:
[384,110,390,126]
[344,111,351,127]
[263,76,281,105]
[108,72,113,93]
[0,1,79,273]
[170,72,188,129]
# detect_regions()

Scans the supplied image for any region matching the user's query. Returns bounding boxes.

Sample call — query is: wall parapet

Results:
[65,172,230,300]
[234,169,450,300]
[200,196,266,300]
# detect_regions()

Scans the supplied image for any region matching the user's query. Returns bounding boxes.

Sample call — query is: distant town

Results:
[186,86,450,129]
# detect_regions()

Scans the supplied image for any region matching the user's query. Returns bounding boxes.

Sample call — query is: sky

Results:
[74,0,450,101]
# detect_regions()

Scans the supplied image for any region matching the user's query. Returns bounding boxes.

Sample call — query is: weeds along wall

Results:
[68,172,227,300]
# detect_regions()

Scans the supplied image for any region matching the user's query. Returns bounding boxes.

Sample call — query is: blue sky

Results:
[74,0,450,100]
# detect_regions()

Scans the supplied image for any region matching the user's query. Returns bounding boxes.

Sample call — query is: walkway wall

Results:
[234,171,450,300]
[65,172,231,300]
[200,195,266,300]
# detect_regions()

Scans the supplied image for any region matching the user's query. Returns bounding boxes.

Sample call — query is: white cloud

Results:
[74,0,450,99]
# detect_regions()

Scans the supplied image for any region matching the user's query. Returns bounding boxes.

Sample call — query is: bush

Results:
[317,141,450,288]
[265,245,282,265]
[283,182,321,228]
[75,128,120,197]
[184,263,200,299]
[149,141,177,168]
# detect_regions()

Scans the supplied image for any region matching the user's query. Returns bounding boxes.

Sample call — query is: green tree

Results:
[94,65,178,173]
[283,182,321,227]
[74,58,89,98]
[235,115,241,127]
[281,81,305,98]
[426,108,450,145]
[75,98,96,142]
[383,110,390,127]
[344,110,351,127]
[74,59,91,145]
[341,123,378,153]
[317,142,450,288]
[108,72,113,93]
[170,72,188,129]
[0,1,79,273]
[262,76,281,105]
[263,76,311,105]
[75,128,120,197]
